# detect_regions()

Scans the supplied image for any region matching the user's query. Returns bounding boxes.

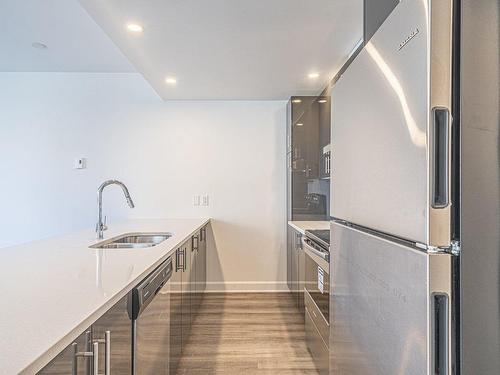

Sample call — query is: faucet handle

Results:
[95,216,108,234]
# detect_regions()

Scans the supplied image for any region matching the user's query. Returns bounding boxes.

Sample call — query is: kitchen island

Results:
[0,218,210,374]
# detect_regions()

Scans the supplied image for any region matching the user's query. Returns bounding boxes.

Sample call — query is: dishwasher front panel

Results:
[135,279,171,374]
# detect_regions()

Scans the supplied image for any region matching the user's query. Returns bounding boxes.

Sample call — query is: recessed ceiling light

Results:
[165,77,177,85]
[32,42,48,50]
[296,123,304,126]
[292,99,302,103]
[126,23,144,33]
[308,72,320,79]
[318,99,327,103]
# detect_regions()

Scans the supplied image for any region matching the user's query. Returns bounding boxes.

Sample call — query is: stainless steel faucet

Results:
[96,180,135,239]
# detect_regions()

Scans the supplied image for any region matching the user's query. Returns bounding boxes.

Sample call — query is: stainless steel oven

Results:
[303,230,330,375]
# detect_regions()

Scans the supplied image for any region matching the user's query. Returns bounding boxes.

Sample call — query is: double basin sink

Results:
[90,233,172,249]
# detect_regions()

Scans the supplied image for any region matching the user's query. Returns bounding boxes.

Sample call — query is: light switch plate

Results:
[202,195,209,206]
[193,195,200,206]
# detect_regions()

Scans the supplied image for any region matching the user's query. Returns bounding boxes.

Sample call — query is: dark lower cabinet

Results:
[38,295,132,375]
[191,228,207,320]
[92,296,132,374]
[169,249,183,375]
[287,227,293,291]
[38,224,209,375]
[171,226,208,374]
[37,329,92,375]
[181,239,191,349]
[298,238,305,314]
[190,236,197,324]
[197,227,207,296]
[287,225,305,314]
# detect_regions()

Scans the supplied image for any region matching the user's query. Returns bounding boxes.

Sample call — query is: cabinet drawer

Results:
[305,307,329,375]
[305,290,329,347]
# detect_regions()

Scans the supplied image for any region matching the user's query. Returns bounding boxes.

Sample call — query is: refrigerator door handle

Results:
[431,293,450,375]
[431,107,450,209]
[428,252,454,375]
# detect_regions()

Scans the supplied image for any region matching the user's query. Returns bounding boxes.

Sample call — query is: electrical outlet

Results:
[74,158,87,169]
[202,195,209,206]
[193,195,200,206]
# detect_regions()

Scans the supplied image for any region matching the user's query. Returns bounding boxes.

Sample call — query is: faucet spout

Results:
[96,180,135,239]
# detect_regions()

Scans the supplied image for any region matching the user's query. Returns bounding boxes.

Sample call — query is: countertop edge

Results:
[287,220,330,234]
[20,218,210,375]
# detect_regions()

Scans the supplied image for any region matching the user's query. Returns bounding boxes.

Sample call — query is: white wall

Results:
[0,72,287,291]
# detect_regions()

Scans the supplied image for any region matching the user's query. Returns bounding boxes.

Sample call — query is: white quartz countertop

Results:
[288,220,330,234]
[0,218,210,375]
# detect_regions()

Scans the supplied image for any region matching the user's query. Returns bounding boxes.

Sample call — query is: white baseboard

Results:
[204,281,289,293]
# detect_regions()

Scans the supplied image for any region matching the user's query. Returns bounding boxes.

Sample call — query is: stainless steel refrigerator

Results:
[329,0,500,374]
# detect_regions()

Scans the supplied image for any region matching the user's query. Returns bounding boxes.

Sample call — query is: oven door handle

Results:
[302,237,330,262]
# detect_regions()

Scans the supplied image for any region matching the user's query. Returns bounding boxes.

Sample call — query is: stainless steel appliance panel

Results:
[330,221,453,375]
[306,306,329,375]
[364,0,399,42]
[304,232,330,374]
[304,244,329,322]
[133,259,172,375]
[305,290,329,349]
[331,0,452,246]
[460,0,500,372]
[135,283,170,375]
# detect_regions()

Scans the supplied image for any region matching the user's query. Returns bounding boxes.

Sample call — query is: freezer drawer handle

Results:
[431,107,450,208]
[431,293,449,375]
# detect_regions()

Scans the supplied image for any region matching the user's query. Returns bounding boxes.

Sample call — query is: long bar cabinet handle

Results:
[105,331,111,375]
[92,341,98,375]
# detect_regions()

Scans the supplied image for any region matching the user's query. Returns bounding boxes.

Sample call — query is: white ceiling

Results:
[0,0,135,72]
[1,0,363,100]
[78,0,364,100]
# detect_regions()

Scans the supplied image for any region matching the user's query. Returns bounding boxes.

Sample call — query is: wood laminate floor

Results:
[177,293,319,375]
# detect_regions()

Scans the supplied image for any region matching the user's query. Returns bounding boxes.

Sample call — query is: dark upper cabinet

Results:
[318,85,332,180]
[289,96,319,179]
[287,94,330,220]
